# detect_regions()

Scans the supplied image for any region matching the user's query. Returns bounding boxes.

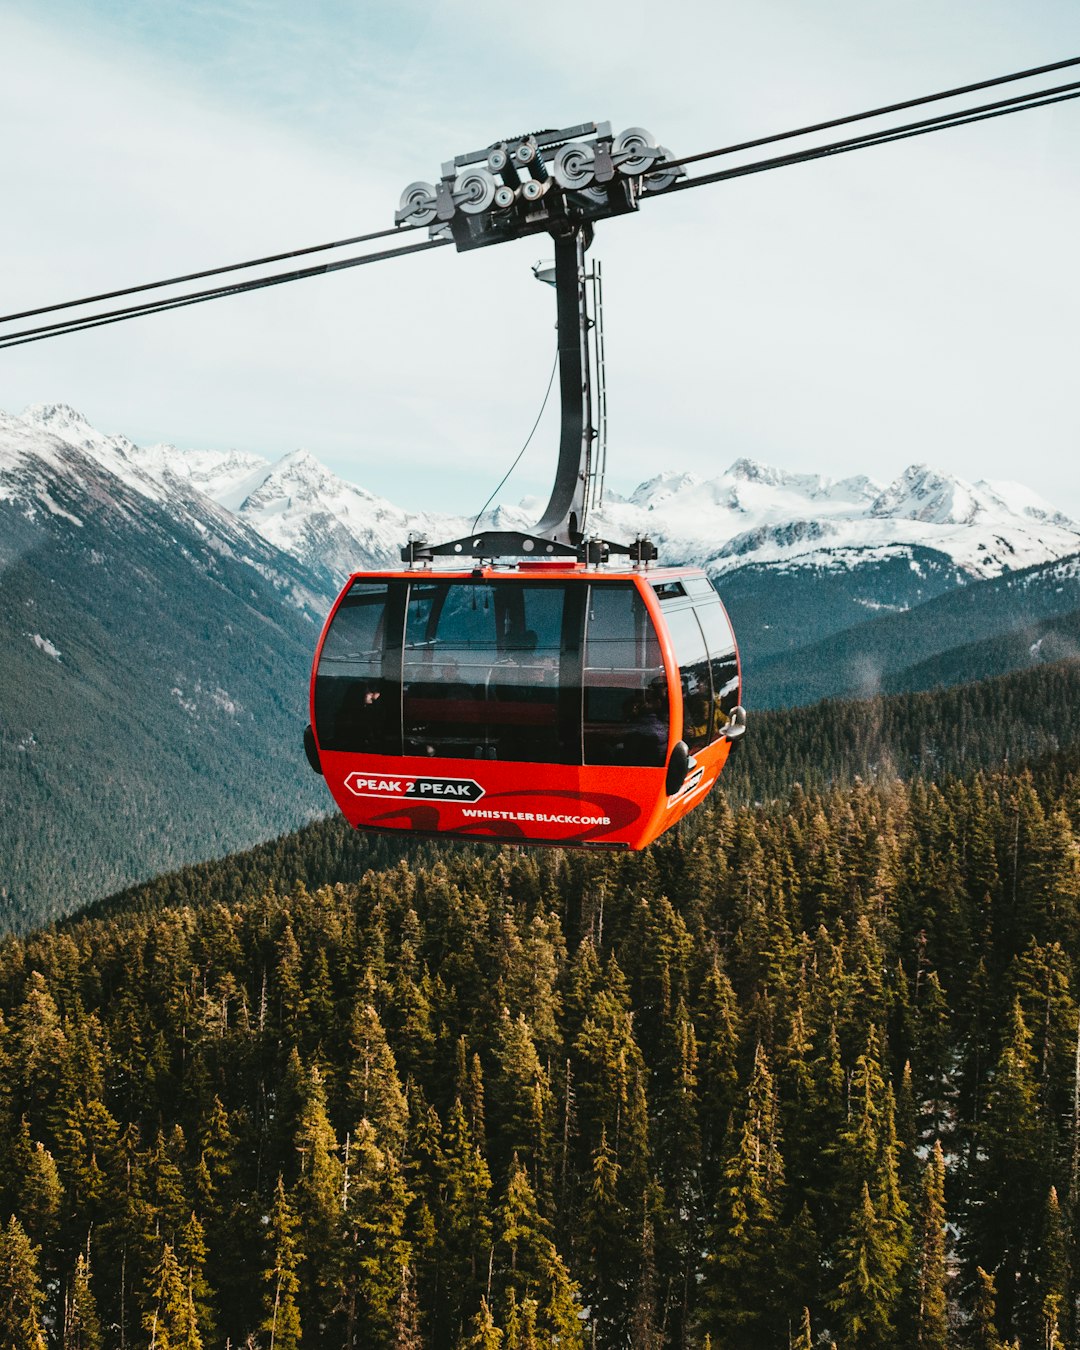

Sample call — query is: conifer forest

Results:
[4,664,1080,1347]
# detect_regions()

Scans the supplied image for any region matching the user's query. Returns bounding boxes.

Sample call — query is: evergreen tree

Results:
[292,1064,345,1329]
[830,1182,905,1349]
[340,1119,412,1345]
[12,1119,62,1251]
[914,1141,948,1350]
[464,1296,504,1349]
[1031,1186,1068,1350]
[703,1042,788,1348]
[261,1177,302,1350]
[143,1242,202,1350]
[391,1262,423,1350]
[439,1097,493,1303]
[64,1251,103,1350]
[0,1215,48,1349]
[969,999,1044,1337]
[793,1305,814,1350]
[970,1267,1006,1350]
[344,999,409,1151]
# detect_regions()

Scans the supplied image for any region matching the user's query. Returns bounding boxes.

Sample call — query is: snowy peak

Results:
[870,465,987,525]
[4,404,1079,587]
[600,458,1080,578]
[23,402,90,432]
[629,471,702,507]
[977,478,1075,530]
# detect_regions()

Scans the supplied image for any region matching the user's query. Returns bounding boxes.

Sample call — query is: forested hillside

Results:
[4,698,1080,1344]
[745,552,1080,708]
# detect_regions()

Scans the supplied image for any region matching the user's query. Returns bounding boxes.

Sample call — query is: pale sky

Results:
[1,0,1078,518]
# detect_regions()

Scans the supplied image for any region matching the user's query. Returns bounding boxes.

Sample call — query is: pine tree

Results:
[488,1009,552,1180]
[832,1025,911,1295]
[696,958,742,1185]
[178,1212,215,1342]
[914,1141,948,1350]
[339,1119,412,1344]
[0,1215,48,1349]
[503,1288,541,1350]
[391,1262,423,1350]
[703,1042,788,1348]
[969,999,1044,1337]
[793,1305,814,1350]
[143,1242,203,1350]
[1031,1186,1068,1350]
[13,1120,63,1251]
[293,1064,345,1327]
[439,1097,493,1296]
[344,1000,408,1151]
[64,1251,103,1350]
[830,1182,905,1349]
[970,1267,1006,1350]
[261,1177,302,1350]
[628,1205,662,1350]
[464,1297,504,1349]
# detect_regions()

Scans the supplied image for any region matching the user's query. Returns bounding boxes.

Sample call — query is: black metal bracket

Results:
[400,531,657,566]
[394,122,684,565]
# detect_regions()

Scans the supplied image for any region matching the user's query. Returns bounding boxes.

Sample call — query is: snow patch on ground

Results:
[29,633,61,660]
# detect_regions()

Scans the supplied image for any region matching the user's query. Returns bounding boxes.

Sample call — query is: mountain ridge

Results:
[12,403,1078,586]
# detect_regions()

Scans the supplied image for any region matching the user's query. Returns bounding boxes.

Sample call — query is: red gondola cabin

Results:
[306,561,743,850]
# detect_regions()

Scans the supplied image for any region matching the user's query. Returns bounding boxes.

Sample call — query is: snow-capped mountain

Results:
[594,459,1080,579]
[4,404,327,612]
[0,403,334,930]
[12,405,1076,588]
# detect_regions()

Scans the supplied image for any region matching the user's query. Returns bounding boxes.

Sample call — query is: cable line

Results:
[471,343,561,532]
[662,54,1080,171]
[0,237,450,350]
[2,55,1077,351]
[0,221,427,326]
[667,81,1080,196]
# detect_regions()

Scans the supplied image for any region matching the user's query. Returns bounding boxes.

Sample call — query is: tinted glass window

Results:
[664,606,711,752]
[694,599,740,729]
[402,582,581,763]
[653,580,686,602]
[682,574,716,599]
[583,584,668,767]
[314,581,401,754]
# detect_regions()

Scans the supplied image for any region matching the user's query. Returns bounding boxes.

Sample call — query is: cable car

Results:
[306,560,744,849]
[303,125,746,848]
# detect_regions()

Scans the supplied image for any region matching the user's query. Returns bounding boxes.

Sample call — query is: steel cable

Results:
[665,84,1080,197]
[662,55,1080,172]
[0,221,428,326]
[0,237,451,350]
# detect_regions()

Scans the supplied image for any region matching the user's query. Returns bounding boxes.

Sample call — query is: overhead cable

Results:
[0,237,450,350]
[0,222,427,326]
[2,55,1077,351]
[663,54,1080,172]
[667,81,1080,196]
[471,343,561,533]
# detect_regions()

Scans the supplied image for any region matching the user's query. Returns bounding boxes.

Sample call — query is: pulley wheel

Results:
[397,181,438,226]
[454,168,497,215]
[553,141,596,190]
[613,126,659,175]
[488,145,509,173]
[493,185,517,210]
[643,147,681,193]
